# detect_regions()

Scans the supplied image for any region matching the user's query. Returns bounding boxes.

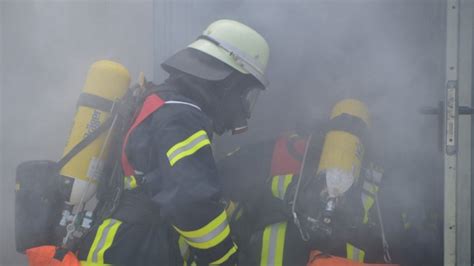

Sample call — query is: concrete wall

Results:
[0,1,154,264]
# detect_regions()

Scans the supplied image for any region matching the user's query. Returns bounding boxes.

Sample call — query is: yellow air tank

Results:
[317,99,370,198]
[60,60,130,205]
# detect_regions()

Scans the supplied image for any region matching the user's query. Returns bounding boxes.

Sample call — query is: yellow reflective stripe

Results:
[271,176,279,198]
[97,219,121,263]
[174,210,230,249]
[275,223,287,266]
[210,242,238,265]
[361,193,375,224]
[87,219,110,262]
[124,175,137,190]
[181,226,230,249]
[260,222,287,266]
[174,210,227,238]
[271,174,294,200]
[167,130,211,166]
[86,219,122,263]
[261,227,270,266]
[347,243,353,261]
[346,243,365,262]
[80,261,112,266]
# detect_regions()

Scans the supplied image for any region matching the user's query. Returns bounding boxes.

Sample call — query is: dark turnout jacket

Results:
[78,86,236,265]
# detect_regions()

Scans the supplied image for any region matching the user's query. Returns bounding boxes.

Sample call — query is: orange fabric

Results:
[26,246,81,266]
[307,250,400,266]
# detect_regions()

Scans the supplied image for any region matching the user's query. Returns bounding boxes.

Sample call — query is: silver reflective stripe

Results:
[185,219,228,244]
[167,134,209,163]
[267,224,279,266]
[178,236,190,260]
[199,34,268,87]
[92,219,119,262]
[352,246,361,261]
[277,176,285,199]
[165,100,201,111]
[347,243,365,262]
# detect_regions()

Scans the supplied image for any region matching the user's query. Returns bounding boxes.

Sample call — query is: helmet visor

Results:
[241,88,260,118]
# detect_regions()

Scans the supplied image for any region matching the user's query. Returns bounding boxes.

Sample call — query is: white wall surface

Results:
[0,1,154,265]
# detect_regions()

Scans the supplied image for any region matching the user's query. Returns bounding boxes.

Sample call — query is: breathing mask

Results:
[211,74,263,135]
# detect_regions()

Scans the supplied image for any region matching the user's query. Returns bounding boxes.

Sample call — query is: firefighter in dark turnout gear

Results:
[77,19,270,265]
[217,100,405,266]
[218,134,394,266]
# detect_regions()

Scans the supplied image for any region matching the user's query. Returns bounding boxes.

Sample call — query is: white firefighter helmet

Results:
[162,19,270,88]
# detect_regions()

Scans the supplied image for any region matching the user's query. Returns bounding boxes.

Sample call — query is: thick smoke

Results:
[2,0,447,265]
[1,1,154,264]
[154,0,446,263]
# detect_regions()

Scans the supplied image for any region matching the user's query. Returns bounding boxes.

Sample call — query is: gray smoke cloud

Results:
[1,1,154,264]
[154,0,446,263]
[2,0,446,264]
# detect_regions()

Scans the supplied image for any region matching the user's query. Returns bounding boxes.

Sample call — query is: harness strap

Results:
[57,115,114,170]
[120,94,201,178]
[121,94,165,176]
[77,93,115,113]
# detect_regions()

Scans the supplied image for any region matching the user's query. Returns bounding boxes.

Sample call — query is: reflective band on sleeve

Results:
[361,192,375,224]
[271,174,293,200]
[346,243,365,262]
[178,236,191,265]
[80,261,112,266]
[362,181,378,195]
[210,242,238,265]
[123,175,138,190]
[87,219,122,263]
[178,237,198,266]
[260,222,287,266]
[174,210,230,249]
[167,130,211,166]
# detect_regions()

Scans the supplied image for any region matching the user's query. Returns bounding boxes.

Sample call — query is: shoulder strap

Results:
[121,94,165,176]
[165,100,201,111]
